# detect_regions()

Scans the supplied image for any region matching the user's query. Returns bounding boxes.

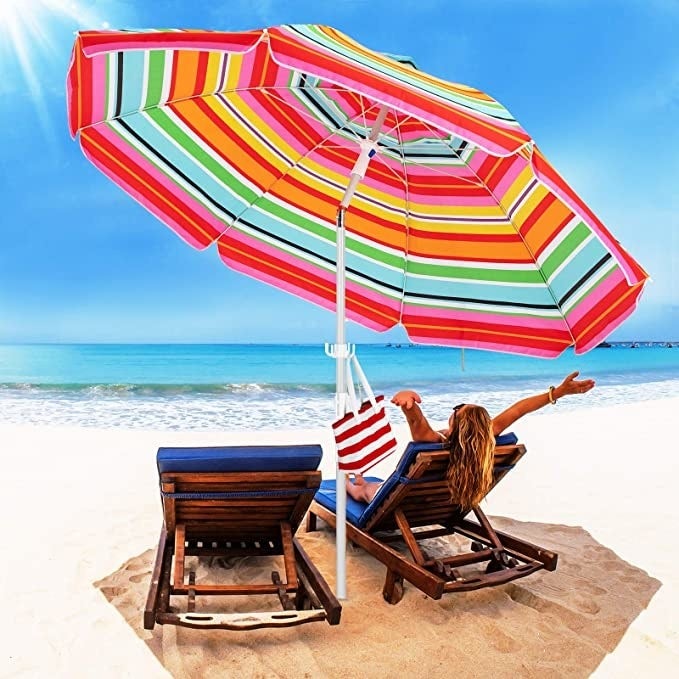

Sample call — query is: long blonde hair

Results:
[445,405,495,510]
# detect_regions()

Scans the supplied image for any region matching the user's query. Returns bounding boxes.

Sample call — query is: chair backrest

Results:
[361,434,524,532]
[156,444,323,540]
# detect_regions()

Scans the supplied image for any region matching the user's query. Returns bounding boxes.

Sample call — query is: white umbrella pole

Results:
[331,106,389,599]
[333,207,348,600]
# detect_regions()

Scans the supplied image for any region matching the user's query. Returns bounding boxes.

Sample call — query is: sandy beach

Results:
[2,398,678,678]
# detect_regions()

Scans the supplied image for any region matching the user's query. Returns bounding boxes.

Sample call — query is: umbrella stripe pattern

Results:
[67,24,648,357]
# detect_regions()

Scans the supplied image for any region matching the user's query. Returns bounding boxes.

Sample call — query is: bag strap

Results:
[345,358,360,416]
[349,354,378,408]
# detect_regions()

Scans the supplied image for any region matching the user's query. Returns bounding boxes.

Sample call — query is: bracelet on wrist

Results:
[548,386,557,404]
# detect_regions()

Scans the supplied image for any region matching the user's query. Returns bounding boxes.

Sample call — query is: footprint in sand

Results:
[129,571,149,584]
[491,629,521,653]
[584,544,612,558]
[544,524,577,535]
[99,585,125,599]
[571,595,601,615]
[478,620,521,653]
[573,578,607,596]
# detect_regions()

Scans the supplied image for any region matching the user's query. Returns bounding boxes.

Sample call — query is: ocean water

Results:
[1,343,678,430]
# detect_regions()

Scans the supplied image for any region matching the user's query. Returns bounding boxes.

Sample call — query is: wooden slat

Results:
[393,509,426,566]
[162,481,176,534]
[177,506,295,514]
[177,520,288,529]
[162,470,321,485]
[174,497,300,506]
[176,512,291,522]
[280,522,298,590]
[184,546,281,558]
[173,524,186,589]
[472,506,504,550]
[172,583,291,595]
[424,548,495,569]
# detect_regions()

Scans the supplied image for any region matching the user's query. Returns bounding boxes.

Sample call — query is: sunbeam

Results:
[0,0,112,140]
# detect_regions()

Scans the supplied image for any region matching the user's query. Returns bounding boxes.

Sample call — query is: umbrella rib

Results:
[223,88,412,223]
[222,92,385,229]
[389,113,410,325]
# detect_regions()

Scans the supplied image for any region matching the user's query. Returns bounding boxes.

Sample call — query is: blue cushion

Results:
[157,444,322,474]
[314,432,518,528]
[495,432,518,446]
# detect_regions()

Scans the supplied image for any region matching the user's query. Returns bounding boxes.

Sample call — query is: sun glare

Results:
[0,0,111,136]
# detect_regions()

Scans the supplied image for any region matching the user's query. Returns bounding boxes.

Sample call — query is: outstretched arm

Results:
[391,390,441,442]
[492,371,595,436]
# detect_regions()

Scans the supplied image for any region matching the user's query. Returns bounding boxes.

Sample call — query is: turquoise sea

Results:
[1,343,678,430]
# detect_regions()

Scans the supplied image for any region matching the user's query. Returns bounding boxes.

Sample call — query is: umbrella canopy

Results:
[67,24,648,358]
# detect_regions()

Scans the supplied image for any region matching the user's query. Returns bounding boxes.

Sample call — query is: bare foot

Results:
[346,474,381,503]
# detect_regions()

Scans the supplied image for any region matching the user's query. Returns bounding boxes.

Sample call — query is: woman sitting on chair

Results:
[346,371,595,509]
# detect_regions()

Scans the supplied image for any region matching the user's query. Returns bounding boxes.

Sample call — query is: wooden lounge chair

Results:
[144,444,341,630]
[307,434,557,604]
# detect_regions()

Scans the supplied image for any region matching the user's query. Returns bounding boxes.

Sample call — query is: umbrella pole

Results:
[332,106,389,599]
[334,206,349,600]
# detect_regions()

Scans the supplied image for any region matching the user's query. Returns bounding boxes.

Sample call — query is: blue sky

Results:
[0,0,677,344]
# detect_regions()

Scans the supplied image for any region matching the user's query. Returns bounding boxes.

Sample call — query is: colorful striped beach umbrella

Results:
[66,24,648,359]
[67,24,649,597]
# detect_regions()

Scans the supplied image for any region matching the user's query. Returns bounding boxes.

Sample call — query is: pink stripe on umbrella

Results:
[406,333,566,358]
[220,229,401,330]
[91,124,230,248]
[563,268,627,327]
[403,304,571,332]
[575,299,642,354]
[90,54,107,129]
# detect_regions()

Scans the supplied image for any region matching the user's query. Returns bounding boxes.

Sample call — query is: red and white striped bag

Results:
[332,355,398,473]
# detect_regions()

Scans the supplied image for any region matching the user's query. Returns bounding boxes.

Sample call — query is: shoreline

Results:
[2,378,679,433]
[2,397,678,676]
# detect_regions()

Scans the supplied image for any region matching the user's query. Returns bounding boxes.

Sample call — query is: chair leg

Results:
[306,511,317,532]
[382,569,404,605]
[144,527,169,630]
[295,578,310,611]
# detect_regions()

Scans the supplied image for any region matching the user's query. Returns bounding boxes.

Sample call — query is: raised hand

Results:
[391,390,422,409]
[556,371,596,398]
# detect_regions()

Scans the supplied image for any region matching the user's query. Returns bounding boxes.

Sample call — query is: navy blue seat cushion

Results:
[314,432,518,529]
[157,444,322,474]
